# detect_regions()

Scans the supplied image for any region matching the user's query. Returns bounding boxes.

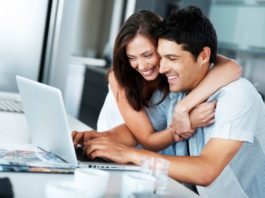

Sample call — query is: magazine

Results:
[0,145,75,174]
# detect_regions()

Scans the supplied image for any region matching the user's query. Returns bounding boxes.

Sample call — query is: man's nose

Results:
[159,59,168,74]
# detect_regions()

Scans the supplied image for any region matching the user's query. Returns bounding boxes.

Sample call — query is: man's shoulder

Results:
[208,78,261,102]
[222,78,254,90]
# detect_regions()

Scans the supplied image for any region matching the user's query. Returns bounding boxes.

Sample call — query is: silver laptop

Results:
[16,75,139,171]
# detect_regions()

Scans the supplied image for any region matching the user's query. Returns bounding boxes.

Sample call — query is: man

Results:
[83,6,265,197]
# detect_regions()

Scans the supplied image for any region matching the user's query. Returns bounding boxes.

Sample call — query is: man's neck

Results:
[189,64,210,91]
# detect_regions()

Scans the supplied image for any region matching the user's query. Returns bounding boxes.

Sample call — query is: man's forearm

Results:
[129,148,215,186]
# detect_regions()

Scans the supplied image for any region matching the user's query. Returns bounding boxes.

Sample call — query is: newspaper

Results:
[0,145,75,174]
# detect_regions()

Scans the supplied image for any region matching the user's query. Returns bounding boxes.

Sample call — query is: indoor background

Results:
[0,0,264,129]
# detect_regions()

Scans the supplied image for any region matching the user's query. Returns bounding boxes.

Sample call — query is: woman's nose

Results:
[137,59,147,70]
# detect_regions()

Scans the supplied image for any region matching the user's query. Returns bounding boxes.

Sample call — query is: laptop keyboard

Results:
[0,99,23,113]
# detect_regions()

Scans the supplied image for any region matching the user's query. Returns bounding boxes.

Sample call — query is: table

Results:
[0,92,199,198]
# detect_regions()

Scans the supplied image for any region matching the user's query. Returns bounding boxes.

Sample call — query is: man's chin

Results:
[169,86,180,93]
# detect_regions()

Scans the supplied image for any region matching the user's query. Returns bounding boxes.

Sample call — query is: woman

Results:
[73,10,241,152]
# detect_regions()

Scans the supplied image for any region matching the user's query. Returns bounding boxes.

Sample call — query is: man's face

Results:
[157,38,206,92]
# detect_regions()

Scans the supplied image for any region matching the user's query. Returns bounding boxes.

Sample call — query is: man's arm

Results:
[133,139,243,186]
[85,138,242,186]
[164,139,243,186]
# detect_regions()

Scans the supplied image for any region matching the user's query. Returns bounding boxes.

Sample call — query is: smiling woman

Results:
[126,34,160,81]
[112,10,168,112]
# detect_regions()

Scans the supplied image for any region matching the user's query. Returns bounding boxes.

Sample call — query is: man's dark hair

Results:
[156,5,217,64]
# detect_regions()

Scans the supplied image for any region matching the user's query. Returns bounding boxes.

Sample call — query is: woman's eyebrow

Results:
[141,50,154,55]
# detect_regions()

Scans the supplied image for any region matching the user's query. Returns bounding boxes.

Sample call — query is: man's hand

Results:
[83,138,136,164]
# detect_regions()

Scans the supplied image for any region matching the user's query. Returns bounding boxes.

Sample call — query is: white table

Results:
[0,92,198,198]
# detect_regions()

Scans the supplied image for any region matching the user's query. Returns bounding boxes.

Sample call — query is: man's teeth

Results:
[167,76,176,80]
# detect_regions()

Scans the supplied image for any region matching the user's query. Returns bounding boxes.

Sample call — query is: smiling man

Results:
[85,6,265,197]
[152,6,265,196]
[154,6,265,196]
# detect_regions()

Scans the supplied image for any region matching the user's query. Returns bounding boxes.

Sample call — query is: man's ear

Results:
[197,47,211,65]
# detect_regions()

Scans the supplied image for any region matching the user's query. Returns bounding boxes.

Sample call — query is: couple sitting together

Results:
[72,6,265,197]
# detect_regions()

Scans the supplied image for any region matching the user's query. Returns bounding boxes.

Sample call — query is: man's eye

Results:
[168,56,177,61]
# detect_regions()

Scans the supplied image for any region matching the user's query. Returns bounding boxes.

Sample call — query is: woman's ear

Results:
[197,47,211,65]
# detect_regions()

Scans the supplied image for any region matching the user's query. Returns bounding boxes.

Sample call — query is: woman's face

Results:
[126,34,160,81]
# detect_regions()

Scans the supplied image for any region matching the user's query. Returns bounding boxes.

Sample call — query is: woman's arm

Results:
[108,71,175,151]
[171,55,242,136]
[108,71,216,151]
[72,124,138,148]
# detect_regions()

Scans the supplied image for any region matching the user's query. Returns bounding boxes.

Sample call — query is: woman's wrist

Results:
[167,127,176,142]
[175,101,191,115]
[176,93,201,114]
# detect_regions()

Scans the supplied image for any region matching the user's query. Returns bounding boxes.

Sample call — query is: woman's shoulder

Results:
[108,70,120,95]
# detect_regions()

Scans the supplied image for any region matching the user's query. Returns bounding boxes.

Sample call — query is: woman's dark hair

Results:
[113,10,168,111]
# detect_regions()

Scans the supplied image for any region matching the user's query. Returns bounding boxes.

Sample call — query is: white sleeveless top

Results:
[97,86,170,132]
[97,86,124,131]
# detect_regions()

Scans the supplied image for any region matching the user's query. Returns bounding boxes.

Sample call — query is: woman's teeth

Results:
[142,69,153,76]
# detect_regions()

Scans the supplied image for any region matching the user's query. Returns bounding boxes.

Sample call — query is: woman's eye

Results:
[128,57,135,61]
[144,54,152,58]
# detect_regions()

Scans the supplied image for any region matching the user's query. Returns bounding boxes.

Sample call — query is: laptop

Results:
[16,76,139,171]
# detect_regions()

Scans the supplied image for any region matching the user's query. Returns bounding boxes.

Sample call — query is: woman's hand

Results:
[170,103,194,140]
[190,101,216,128]
[171,101,216,141]
[72,130,110,147]
[83,138,136,164]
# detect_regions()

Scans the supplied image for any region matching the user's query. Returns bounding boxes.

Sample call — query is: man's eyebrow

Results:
[164,54,180,58]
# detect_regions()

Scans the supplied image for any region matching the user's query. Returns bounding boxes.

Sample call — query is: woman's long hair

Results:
[112,10,169,111]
